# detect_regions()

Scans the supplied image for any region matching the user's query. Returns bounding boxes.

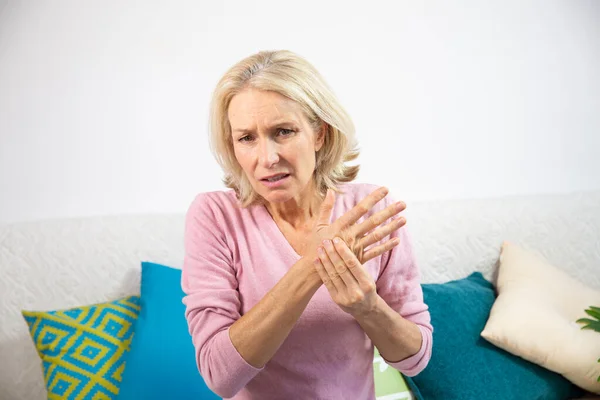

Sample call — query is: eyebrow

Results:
[232,120,299,134]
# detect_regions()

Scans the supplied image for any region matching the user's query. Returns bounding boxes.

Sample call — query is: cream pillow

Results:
[481,241,600,394]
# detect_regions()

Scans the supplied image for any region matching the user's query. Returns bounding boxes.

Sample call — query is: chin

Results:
[262,190,294,203]
[256,182,299,203]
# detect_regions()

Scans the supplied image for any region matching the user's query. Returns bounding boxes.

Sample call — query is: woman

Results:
[182,50,432,399]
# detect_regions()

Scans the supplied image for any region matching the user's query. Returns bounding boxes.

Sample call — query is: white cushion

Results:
[481,241,600,393]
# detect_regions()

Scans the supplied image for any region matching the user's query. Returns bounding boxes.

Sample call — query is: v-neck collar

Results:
[257,200,338,264]
[257,204,303,262]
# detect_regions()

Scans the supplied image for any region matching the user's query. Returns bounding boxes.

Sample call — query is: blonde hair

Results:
[209,50,360,207]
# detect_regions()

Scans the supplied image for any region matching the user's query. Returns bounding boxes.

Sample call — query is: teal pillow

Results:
[117,262,219,399]
[404,272,583,400]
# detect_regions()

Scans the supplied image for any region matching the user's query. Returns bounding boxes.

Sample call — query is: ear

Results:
[314,122,326,152]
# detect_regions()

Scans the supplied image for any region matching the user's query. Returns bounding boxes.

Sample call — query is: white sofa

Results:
[1,190,599,399]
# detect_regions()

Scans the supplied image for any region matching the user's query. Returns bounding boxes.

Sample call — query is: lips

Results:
[261,173,290,182]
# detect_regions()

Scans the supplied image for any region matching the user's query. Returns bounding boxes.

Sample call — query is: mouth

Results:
[260,173,291,182]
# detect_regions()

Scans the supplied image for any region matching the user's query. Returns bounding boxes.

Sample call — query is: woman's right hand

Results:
[307,186,407,264]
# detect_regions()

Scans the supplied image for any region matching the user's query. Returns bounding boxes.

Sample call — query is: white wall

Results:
[1,1,599,224]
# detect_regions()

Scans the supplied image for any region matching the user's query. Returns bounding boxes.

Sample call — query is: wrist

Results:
[305,256,325,290]
[351,294,384,323]
[292,256,323,293]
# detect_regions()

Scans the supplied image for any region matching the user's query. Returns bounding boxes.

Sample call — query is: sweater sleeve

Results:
[375,195,433,377]
[181,193,264,398]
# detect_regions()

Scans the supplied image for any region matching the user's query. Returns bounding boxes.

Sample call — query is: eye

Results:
[238,135,253,142]
[278,128,295,137]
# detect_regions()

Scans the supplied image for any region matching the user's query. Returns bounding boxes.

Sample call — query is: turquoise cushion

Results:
[117,262,220,399]
[404,272,583,400]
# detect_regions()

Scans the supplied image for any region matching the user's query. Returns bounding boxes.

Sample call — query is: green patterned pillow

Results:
[22,296,140,400]
[374,347,414,400]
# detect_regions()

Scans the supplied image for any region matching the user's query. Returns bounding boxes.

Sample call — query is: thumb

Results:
[317,189,335,226]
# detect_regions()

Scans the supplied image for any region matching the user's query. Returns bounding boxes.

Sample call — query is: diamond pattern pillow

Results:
[22,296,140,399]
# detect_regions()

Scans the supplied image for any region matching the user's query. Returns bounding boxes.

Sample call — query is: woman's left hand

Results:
[314,236,400,317]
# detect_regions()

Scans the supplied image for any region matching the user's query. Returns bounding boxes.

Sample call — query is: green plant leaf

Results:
[576,318,596,324]
[590,306,600,313]
[581,322,600,332]
[584,308,600,320]
[576,313,600,332]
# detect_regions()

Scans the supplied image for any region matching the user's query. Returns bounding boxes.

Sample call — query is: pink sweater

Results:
[181,183,432,399]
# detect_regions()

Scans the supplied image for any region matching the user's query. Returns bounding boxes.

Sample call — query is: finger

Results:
[313,257,337,294]
[333,186,388,230]
[352,200,406,237]
[332,237,373,288]
[323,239,359,289]
[362,237,401,263]
[317,189,335,227]
[317,245,344,292]
[359,216,406,249]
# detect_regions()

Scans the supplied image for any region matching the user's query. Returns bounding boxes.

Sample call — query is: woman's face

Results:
[228,89,324,204]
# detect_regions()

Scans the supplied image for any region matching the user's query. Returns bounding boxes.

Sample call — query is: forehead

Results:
[228,89,304,128]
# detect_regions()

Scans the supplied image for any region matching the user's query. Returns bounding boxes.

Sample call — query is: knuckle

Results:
[357,205,369,215]
[370,247,382,258]
[368,214,379,227]
[364,282,376,293]
[352,291,364,303]
[372,230,382,243]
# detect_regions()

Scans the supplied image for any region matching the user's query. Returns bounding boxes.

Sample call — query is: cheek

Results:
[233,146,254,168]
[295,147,316,172]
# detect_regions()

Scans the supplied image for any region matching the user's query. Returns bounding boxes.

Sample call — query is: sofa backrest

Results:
[1,190,599,399]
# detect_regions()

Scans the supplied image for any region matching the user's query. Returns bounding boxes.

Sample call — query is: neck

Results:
[265,181,323,230]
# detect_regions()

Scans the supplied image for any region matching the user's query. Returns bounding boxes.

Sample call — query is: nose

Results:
[258,138,280,167]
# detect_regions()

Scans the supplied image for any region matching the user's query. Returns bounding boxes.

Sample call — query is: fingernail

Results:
[318,247,324,255]
[396,201,404,209]
[333,237,340,244]
[323,240,331,247]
